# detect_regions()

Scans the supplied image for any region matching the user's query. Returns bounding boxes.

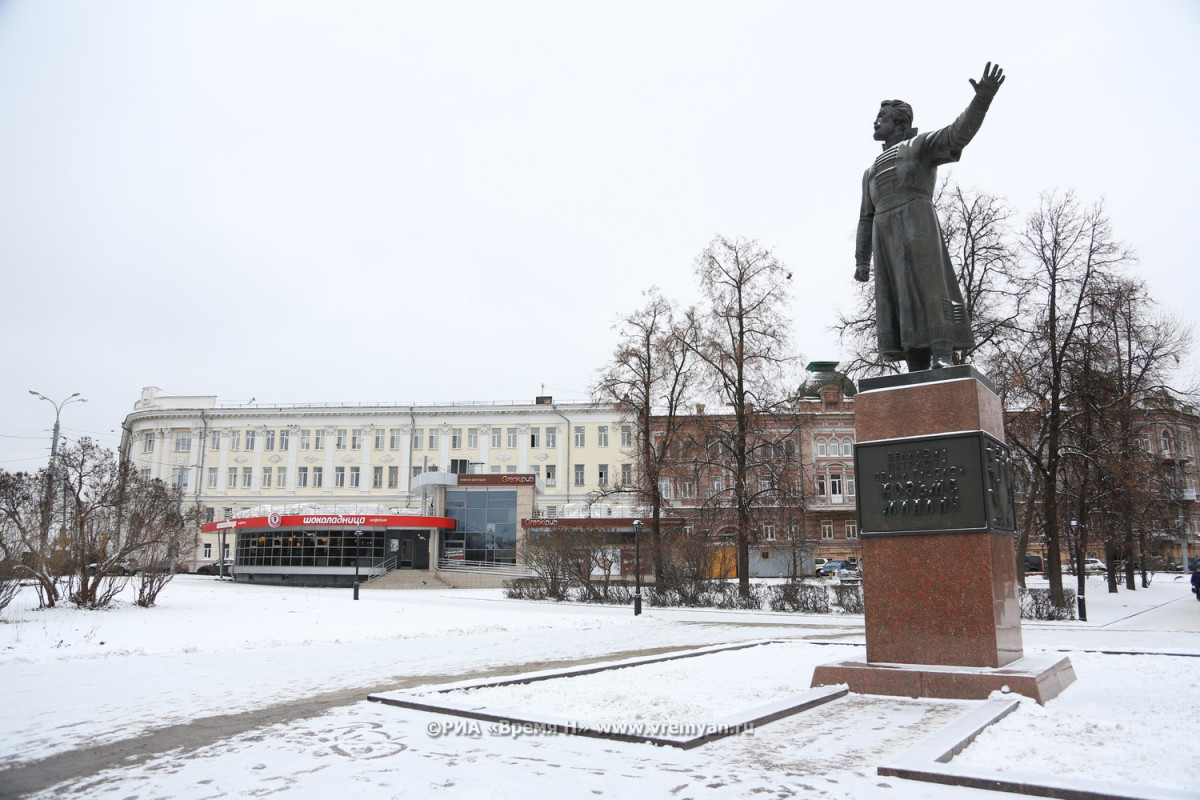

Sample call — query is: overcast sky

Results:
[2,0,1198,472]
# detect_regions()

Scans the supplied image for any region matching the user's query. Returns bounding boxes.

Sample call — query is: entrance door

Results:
[386,534,409,570]
[387,531,431,570]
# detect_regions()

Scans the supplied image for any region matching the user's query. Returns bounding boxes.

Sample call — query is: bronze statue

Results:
[854,63,1005,371]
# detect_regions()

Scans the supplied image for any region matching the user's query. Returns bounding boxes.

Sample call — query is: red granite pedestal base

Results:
[860,532,1023,667]
[811,367,1074,704]
[810,654,1076,705]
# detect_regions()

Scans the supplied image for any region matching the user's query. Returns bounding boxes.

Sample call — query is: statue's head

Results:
[874,100,916,143]
[880,100,913,129]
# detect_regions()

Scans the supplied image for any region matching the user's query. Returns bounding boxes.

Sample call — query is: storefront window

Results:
[442,489,517,564]
[235,530,384,568]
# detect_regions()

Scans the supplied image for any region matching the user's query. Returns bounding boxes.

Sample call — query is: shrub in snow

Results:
[704,582,765,610]
[831,583,864,614]
[767,582,831,614]
[508,574,871,616]
[1020,586,1077,620]
[572,583,634,604]
[503,577,553,601]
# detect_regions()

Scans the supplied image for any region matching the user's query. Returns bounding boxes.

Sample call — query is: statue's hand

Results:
[854,264,870,282]
[969,62,1005,99]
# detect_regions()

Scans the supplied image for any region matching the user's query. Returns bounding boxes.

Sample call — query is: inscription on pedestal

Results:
[856,432,1015,535]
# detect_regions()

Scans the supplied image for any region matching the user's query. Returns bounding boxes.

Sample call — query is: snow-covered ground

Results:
[0,572,1196,799]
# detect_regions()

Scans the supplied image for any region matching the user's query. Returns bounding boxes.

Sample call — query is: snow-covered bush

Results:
[1020,586,1077,620]
[831,583,864,614]
[767,582,830,614]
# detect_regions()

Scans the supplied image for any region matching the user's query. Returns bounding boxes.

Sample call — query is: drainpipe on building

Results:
[197,412,209,506]
[553,406,571,506]
[408,406,417,508]
[198,411,213,576]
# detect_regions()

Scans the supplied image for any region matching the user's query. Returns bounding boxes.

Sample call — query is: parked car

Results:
[836,564,862,583]
[1024,554,1043,573]
[819,559,852,577]
[86,560,138,577]
[813,558,830,576]
[188,560,235,576]
[1064,556,1105,575]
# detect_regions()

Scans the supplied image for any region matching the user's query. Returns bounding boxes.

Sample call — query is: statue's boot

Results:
[905,348,931,372]
[930,344,954,369]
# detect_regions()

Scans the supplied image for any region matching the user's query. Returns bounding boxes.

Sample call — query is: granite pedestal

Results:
[811,366,1074,704]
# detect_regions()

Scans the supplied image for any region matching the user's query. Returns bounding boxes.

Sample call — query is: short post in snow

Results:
[353,530,362,601]
[1070,519,1087,622]
[632,519,643,616]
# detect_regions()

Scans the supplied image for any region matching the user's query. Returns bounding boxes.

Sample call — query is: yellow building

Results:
[122,387,632,568]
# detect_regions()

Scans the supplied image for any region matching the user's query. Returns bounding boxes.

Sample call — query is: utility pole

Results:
[30,391,87,562]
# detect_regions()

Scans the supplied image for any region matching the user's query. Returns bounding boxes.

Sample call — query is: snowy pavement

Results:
[0,574,1197,799]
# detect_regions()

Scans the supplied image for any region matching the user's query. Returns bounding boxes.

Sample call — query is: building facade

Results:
[1148,394,1200,566]
[122,387,630,570]
[122,369,1199,582]
[652,362,862,578]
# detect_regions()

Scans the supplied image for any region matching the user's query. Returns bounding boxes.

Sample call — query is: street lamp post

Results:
[1070,519,1087,622]
[353,530,362,600]
[29,391,86,464]
[29,391,87,562]
[632,519,643,616]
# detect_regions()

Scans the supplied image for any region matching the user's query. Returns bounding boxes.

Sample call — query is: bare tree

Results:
[58,439,141,608]
[1005,416,1046,589]
[132,488,199,608]
[683,235,796,597]
[658,525,718,605]
[0,438,196,610]
[0,468,64,607]
[1104,280,1193,589]
[673,409,811,579]
[1062,275,1192,593]
[594,288,697,580]
[769,425,813,580]
[518,528,623,602]
[995,191,1135,607]
[517,530,576,600]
